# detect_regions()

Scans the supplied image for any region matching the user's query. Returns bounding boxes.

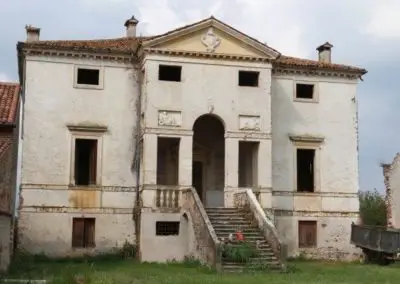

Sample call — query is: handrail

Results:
[182,187,222,271]
[234,189,287,269]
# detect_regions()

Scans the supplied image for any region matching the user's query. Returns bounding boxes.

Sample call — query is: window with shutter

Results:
[72,218,96,248]
[298,221,317,248]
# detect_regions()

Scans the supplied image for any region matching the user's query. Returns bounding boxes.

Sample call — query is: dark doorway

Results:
[75,139,97,186]
[192,161,203,201]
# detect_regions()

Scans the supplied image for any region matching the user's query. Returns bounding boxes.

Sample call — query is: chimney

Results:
[316,42,333,63]
[25,25,40,42]
[124,16,139,38]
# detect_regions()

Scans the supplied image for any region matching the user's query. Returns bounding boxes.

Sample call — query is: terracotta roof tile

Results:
[0,136,12,159]
[275,55,367,74]
[0,82,20,124]
[20,36,153,54]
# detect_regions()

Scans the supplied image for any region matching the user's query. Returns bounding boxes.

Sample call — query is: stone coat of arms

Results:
[201,28,221,53]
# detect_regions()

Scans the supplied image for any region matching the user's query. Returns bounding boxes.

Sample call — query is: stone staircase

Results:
[206,207,282,272]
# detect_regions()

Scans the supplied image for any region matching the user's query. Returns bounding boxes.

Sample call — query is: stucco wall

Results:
[19,56,138,255]
[0,216,12,271]
[271,75,360,259]
[386,154,400,228]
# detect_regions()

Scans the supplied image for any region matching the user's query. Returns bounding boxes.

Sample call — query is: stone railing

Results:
[182,187,222,271]
[234,189,287,269]
[141,185,183,210]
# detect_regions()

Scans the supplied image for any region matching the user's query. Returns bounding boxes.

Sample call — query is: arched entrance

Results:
[192,114,225,207]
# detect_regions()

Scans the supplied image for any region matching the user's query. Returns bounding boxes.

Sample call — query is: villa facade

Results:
[16,16,366,266]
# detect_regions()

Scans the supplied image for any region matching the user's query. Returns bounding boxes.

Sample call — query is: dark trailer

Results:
[351,223,400,265]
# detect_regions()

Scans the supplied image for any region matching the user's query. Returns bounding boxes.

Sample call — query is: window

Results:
[72,218,95,248]
[296,83,314,99]
[77,68,100,85]
[296,149,315,192]
[238,71,259,87]
[298,221,317,248]
[156,221,180,236]
[158,65,182,82]
[75,139,98,186]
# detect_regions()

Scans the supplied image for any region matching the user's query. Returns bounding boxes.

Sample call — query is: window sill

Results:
[293,98,318,103]
[73,83,104,90]
[69,185,101,190]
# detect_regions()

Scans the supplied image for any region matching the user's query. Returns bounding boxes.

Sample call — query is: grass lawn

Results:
[4,256,400,284]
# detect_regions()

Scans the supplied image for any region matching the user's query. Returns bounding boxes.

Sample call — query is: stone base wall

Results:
[275,214,360,261]
[18,212,135,257]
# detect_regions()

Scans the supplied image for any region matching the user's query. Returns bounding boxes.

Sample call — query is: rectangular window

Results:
[72,218,95,248]
[156,221,180,236]
[238,71,259,87]
[298,221,317,248]
[238,141,259,187]
[296,149,315,192]
[77,68,100,86]
[296,83,314,99]
[75,139,98,186]
[158,65,182,82]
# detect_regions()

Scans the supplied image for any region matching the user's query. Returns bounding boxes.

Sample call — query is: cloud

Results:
[364,0,400,39]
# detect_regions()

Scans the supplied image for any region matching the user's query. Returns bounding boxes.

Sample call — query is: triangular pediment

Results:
[142,17,280,59]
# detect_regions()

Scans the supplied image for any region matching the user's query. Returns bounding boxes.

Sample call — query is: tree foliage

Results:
[359,189,387,226]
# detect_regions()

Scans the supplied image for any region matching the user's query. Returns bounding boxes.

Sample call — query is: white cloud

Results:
[364,0,400,39]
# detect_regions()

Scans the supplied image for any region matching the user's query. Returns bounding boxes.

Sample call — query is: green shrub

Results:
[359,189,387,226]
[222,242,258,263]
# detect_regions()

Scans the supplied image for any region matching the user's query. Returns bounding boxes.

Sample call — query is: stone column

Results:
[179,135,193,186]
[142,133,158,185]
[224,137,239,207]
[257,139,272,208]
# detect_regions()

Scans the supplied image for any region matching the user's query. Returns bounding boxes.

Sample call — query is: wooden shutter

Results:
[72,218,84,248]
[89,140,97,185]
[85,218,96,247]
[298,221,317,248]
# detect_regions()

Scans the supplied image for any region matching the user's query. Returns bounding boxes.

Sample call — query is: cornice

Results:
[272,66,362,80]
[140,48,273,63]
[19,47,134,64]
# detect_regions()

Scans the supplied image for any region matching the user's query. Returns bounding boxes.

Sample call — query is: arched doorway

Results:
[192,114,225,207]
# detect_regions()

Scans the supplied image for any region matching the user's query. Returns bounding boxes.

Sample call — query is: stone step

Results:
[213,227,259,233]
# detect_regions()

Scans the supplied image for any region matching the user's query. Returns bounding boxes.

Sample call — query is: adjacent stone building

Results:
[16,16,366,264]
[383,153,400,228]
[0,82,20,270]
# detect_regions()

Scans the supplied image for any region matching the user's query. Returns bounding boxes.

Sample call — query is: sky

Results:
[0,0,399,192]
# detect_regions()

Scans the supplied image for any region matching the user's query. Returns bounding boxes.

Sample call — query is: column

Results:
[257,139,272,208]
[224,137,239,207]
[142,133,158,185]
[179,135,193,186]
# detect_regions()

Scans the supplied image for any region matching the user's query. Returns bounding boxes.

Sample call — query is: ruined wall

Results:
[19,56,138,256]
[383,153,400,228]
[271,75,361,259]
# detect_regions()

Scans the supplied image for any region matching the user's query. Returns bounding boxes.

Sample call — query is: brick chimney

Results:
[124,16,139,38]
[25,25,40,42]
[316,42,333,63]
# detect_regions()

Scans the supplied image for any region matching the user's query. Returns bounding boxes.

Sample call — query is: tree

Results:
[358,189,387,226]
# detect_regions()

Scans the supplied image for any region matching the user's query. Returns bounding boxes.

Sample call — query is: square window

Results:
[158,65,182,82]
[77,68,100,85]
[238,71,259,87]
[296,84,314,99]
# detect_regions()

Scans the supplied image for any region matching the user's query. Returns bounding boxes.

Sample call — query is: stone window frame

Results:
[73,64,104,90]
[293,80,319,103]
[67,125,107,187]
[290,135,324,193]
